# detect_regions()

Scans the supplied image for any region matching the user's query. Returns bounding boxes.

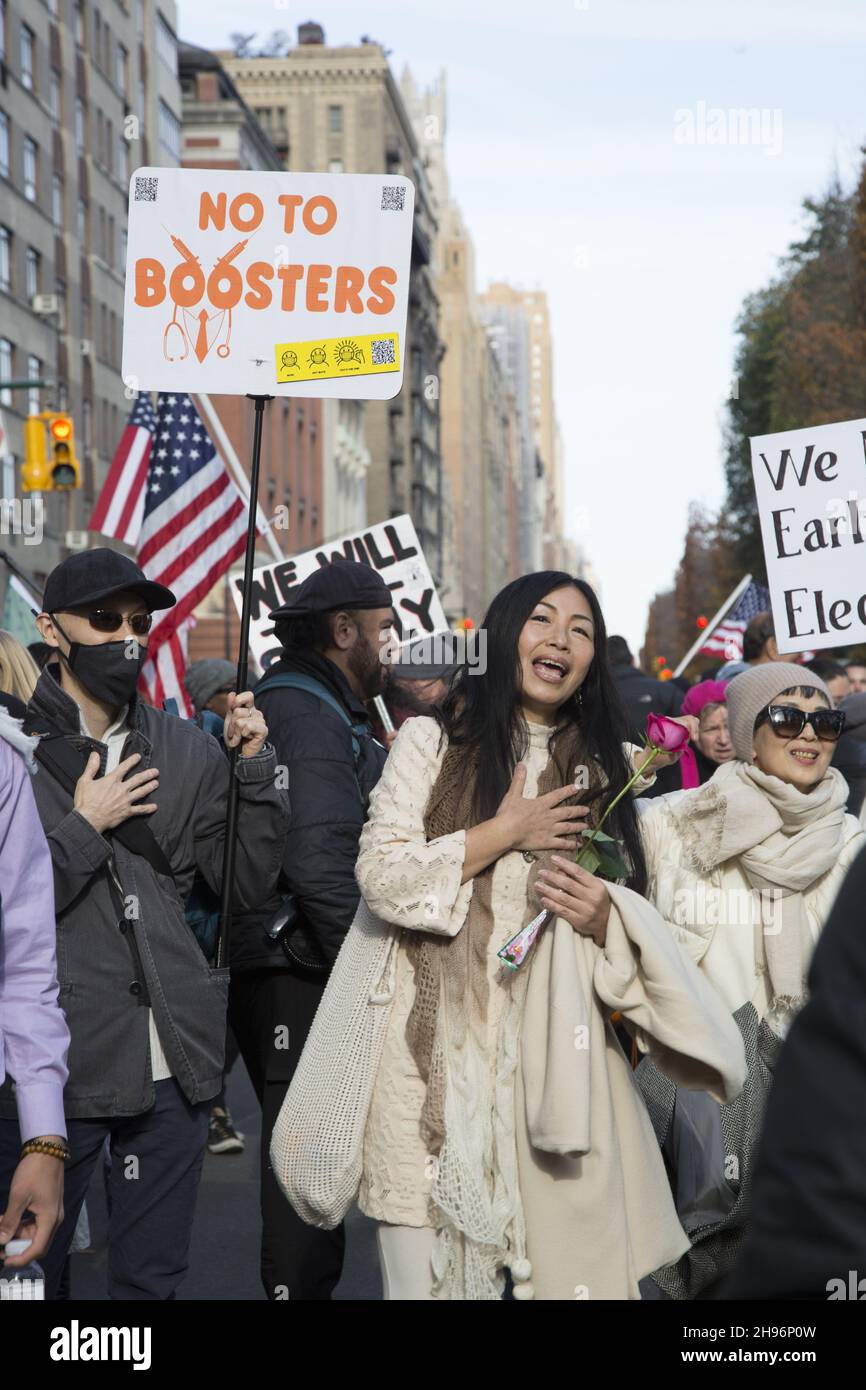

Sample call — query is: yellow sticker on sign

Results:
[275,332,400,384]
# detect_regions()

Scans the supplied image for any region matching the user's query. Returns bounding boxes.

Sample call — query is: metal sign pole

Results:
[216,394,272,969]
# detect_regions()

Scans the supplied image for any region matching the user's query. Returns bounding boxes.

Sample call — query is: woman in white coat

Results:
[631,662,863,1297]
[270,571,747,1300]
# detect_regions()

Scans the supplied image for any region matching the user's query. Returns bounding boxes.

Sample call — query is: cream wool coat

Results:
[637,788,865,1029]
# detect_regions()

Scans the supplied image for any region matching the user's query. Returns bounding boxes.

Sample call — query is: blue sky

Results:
[178,0,866,652]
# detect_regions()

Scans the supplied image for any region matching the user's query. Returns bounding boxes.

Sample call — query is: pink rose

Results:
[646,712,690,753]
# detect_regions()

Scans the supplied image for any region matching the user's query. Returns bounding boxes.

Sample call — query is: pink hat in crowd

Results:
[681,679,728,719]
[679,679,728,788]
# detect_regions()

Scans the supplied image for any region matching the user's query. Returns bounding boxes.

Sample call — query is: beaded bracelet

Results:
[20,1139,71,1163]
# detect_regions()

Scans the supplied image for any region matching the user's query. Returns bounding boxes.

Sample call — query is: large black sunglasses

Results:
[754,703,845,743]
[54,609,153,637]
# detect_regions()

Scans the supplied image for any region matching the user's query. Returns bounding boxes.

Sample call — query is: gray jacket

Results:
[1,667,289,1120]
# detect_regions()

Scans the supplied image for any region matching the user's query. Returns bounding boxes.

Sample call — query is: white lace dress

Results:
[356,715,552,1226]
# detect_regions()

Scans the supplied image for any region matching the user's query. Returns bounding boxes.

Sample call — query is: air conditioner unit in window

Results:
[80,339,93,357]
[32,293,60,315]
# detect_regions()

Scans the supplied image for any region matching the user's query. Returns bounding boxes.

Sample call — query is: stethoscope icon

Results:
[162,305,233,362]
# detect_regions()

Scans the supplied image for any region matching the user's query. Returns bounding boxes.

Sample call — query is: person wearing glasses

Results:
[0,549,289,1300]
[620,662,864,1299]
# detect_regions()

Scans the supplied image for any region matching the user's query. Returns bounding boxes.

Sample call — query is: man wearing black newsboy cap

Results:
[0,548,290,1301]
[228,555,395,1302]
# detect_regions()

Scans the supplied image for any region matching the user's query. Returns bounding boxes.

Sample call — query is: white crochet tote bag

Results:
[269,899,401,1229]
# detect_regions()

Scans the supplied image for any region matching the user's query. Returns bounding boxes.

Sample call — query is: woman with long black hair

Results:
[271,572,746,1299]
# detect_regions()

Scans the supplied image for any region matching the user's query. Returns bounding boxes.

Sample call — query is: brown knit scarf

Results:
[407,723,601,1160]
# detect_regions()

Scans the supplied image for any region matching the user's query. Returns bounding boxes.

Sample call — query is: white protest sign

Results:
[122,167,414,400]
[232,514,448,670]
[750,416,866,653]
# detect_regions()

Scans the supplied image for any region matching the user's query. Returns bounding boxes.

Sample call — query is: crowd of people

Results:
[0,551,864,1301]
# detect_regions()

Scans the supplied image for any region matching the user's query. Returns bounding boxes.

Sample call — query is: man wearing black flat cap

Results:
[0,548,289,1300]
[228,556,395,1302]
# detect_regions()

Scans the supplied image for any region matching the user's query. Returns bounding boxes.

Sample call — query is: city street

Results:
[68,1064,383,1302]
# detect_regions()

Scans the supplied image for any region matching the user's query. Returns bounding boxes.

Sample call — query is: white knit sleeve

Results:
[356,716,473,936]
[625,742,658,791]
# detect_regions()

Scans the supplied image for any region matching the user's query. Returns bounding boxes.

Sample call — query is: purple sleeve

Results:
[0,741,69,1140]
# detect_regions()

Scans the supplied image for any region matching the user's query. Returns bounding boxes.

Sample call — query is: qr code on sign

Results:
[134,176,159,202]
[381,185,405,212]
[371,339,396,366]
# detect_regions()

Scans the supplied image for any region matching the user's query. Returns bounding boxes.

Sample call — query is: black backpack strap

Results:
[30,725,175,881]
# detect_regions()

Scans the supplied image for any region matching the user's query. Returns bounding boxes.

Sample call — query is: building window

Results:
[77,197,87,244]
[75,0,85,47]
[0,226,10,292]
[47,0,59,14]
[20,25,34,91]
[52,173,63,226]
[96,109,103,164]
[116,42,128,95]
[27,354,40,415]
[82,398,92,447]
[0,0,5,64]
[75,97,86,152]
[156,13,177,75]
[136,0,144,36]
[0,110,7,178]
[116,133,127,181]
[157,99,180,160]
[50,69,61,123]
[93,11,101,68]
[120,227,127,270]
[23,138,37,201]
[25,246,40,301]
[0,339,12,406]
[328,105,342,133]
[138,77,146,123]
[107,214,114,268]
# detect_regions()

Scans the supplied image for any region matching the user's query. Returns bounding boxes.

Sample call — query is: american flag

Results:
[699,581,771,659]
[88,392,156,545]
[88,392,249,713]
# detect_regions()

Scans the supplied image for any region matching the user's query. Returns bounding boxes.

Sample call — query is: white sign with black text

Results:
[750,416,866,653]
[233,513,448,671]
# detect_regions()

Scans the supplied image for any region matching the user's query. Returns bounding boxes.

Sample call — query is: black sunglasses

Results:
[754,703,845,743]
[55,609,153,637]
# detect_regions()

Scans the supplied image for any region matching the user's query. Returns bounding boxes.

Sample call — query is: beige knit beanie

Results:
[726,661,834,761]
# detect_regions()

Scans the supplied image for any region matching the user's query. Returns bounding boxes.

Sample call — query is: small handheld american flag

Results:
[699,582,771,660]
[88,392,250,713]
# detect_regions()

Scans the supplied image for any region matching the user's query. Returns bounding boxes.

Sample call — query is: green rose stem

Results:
[575,746,661,869]
[497,743,665,970]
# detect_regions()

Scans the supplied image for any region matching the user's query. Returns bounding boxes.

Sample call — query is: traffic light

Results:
[21,412,80,491]
[46,413,80,489]
[22,415,50,491]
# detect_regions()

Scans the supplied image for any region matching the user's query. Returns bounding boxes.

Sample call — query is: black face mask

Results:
[52,618,148,706]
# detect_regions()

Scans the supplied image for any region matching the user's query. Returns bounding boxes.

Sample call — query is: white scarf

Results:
[671,759,849,1021]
